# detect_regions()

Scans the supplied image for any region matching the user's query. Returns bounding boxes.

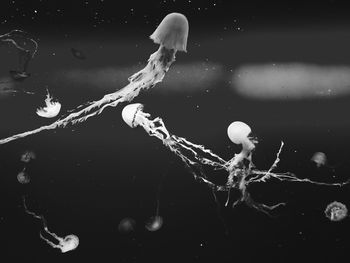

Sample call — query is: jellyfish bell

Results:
[122,103,144,128]
[227,121,255,152]
[17,170,30,184]
[60,234,79,253]
[325,201,348,222]
[311,152,327,168]
[150,13,189,52]
[118,217,136,233]
[9,70,30,81]
[145,216,163,232]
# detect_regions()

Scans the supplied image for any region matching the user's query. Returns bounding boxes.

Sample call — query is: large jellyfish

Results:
[121,103,350,216]
[0,29,38,80]
[23,197,79,253]
[0,13,189,145]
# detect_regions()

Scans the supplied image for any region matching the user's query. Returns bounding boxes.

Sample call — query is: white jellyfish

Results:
[20,150,36,163]
[122,103,350,216]
[145,216,163,232]
[325,201,348,222]
[17,168,30,184]
[23,197,79,253]
[145,198,163,232]
[0,13,189,145]
[311,152,327,168]
[36,90,61,118]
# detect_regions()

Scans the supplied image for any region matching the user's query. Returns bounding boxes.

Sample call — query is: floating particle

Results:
[118,218,136,233]
[36,90,61,118]
[325,201,348,222]
[71,48,86,60]
[17,169,30,184]
[20,150,36,163]
[311,152,327,168]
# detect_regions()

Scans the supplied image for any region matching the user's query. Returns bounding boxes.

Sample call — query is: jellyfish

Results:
[118,217,136,233]
[122,103,350,216]
[145,216,163,232]
[0,13,189,145]
[0,29,38,79]
[20,150,36,163]
[71,48,86,60]
[36,90,61,118]
[311,152,327,168]
[23,196,79,253]
[325,201,348,222]
[17,168,30,184]
[145,197,163,232]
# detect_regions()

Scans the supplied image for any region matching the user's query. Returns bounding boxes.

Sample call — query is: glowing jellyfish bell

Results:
[118,217,136,233]
[17,170,30,184]
[227,121,255,152]
[145,216,163,232]
[122,103,145,128]
[311,152,327,168]
[324,201,348,222]
[150,12,189,52]
[59,234,79,253]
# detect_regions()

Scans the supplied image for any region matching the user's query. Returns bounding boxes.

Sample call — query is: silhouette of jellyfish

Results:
[36,90,61,118]
[0,13,189,145]
[0,29,38,80]
[71,48,86,60]
[17,168,30,184]
[23,196,79,253]
[20,150,36,163]
[122,103,350,216]
[325,201,348,222]
[118,218,136,233]
[311,152,327,168]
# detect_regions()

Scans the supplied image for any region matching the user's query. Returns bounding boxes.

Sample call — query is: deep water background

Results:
[0,25,350,263]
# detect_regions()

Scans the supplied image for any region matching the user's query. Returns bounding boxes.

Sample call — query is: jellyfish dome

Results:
[122,103,144,128]
[60,235,79,253]
[227,121,252,145]
[145,216,163,232]
[150,13,189,52]
[325,201,348,222]
[118,217,136,233]
[17,170,30,184]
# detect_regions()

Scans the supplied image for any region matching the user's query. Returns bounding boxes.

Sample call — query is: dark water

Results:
[0,30,350,262]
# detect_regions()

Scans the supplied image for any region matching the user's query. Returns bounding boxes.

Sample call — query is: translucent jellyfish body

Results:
[36,91,61,118]
[20,150,36,163]
[118,218,136,233]
[17,169,30,184]
[325,201,348,222]
[150,12,189,52]
[311,152,327,168]
[145,216,163,232]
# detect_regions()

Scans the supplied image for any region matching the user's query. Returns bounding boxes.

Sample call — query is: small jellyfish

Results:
[71,48,86,60]
[311,152,327,168]
[145,216,163,232]
[23,196,79,253]
[36,90,61,118]
[118,218,136,233]
[325,201,348,222]
[20,150,36,163]
[17,169,30,184]
[9,70,30,81]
